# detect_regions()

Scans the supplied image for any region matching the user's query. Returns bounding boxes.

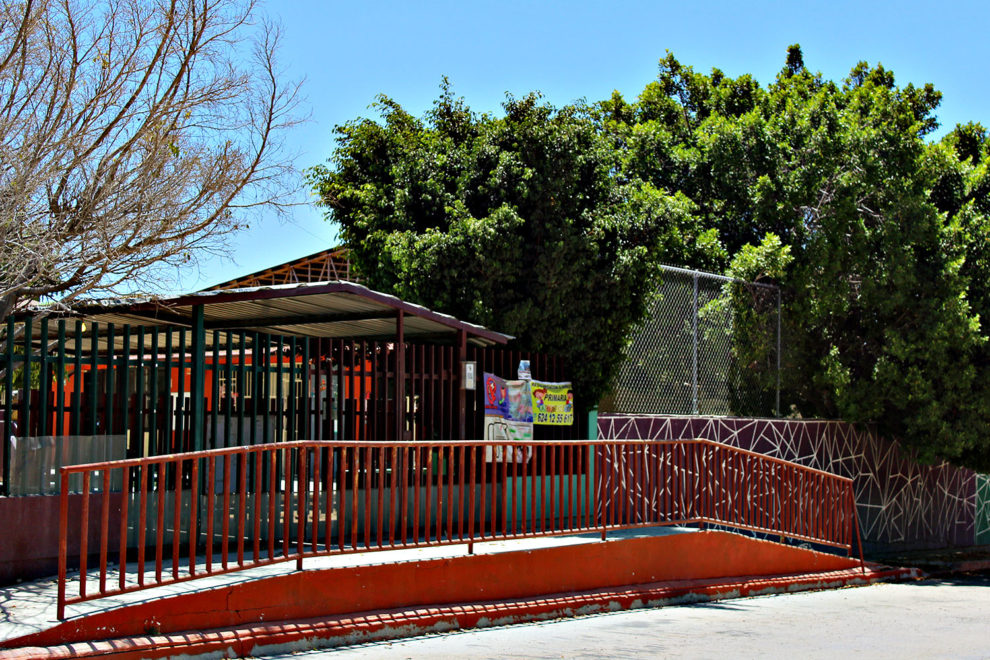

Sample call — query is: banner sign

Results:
[529,380,574,426]
[483,373,533,422]
[483,372,535,462]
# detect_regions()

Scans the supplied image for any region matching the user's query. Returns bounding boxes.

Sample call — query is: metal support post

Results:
[692,272,699,415]
[190,305,206,452]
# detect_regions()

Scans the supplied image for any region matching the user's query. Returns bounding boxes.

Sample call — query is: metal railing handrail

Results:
[56,437,854,483]
[57,437,864,619]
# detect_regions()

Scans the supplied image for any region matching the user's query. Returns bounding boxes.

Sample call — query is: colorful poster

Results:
[483,373,533,422]
[483,372,535,462]
[530,380,574,426]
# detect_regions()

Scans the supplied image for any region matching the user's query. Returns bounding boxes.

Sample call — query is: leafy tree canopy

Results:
[313,47,990,470]
[597,45,990,469]
[309,82,723,402]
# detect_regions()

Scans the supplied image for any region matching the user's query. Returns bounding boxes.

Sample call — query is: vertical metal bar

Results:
[447,446,464,541]
[275,335,284,443]
[177,329,188,453]
[260,333,269,446]
[211,331,220,449]
[358,340,366,441]
[80,471,90,598]
[350,444,359,549]
[297,446,306,567]
[190,307,206,452]
[38,317,49,438]
[395,312,405,441]
[206,456,215,573]
[692,272,699,415]
[502,443,510,537]
[172,458,181,579]
[282,446,291,557]
[313,445,321,552]
[163,331,174,454]
[461,447,480,554]
[88,322,98,438]
[149,331,159,456]
[236,332,246,448]
[135,327,146,462]
[774,287,782,416]
[21,316,32,438]
[120,325,131,459]
[238,452,247,566]
[56,321,66,443]
[376,445,384,548]
[268,449,277,560]
[338,444,347,551]
[119,465,130,590]
[424,446,433,542]
[599,444,607,540]
[389,445,398,548]
[301,339,310,440]
[539,444,547,533]
[105,324,115,439]
[224,333,233,447]
[156,461,165,583]
[221,455,230,569]
[364,445,372,548]
[459,445,468,541]
[138,464,147,586]
[289,337,298,442]
[409,445,418,546]
[480,443,489,539]
[189,459,198,575]
[254,451,262,563]
[57,469,69,619]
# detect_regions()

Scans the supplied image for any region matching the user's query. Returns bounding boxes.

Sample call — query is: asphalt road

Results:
[255,575,990,659]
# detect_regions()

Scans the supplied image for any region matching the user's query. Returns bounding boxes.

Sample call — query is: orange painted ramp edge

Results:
[7,531,862,649]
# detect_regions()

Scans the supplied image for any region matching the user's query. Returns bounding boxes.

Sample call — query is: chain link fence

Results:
[601,265,780,417]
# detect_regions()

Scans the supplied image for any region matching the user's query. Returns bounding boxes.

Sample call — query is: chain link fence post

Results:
[601,265,781,418]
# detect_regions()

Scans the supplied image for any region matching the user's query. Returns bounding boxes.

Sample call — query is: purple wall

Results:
[598,415,977,552]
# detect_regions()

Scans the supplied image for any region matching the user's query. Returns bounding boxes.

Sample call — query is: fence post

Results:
[692,272,699,415]
[395,311,405,441]
[191,305,206,452]
[457,329,467,441]
[776,288,782,417]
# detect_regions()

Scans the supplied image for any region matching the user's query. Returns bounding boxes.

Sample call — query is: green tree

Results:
[309,85,723,402]
[599,46,990,468]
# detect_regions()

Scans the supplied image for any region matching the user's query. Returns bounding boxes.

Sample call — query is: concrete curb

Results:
[0,564,920,660]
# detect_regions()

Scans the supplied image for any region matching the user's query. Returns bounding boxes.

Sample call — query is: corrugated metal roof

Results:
[43,280,511,347]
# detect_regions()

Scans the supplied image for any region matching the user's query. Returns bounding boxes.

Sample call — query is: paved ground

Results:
[256,575,990,660]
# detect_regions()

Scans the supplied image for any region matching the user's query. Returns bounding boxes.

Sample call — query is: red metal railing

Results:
[57,438,864,618]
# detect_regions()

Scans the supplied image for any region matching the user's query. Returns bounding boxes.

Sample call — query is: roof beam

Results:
[203,309,398,330]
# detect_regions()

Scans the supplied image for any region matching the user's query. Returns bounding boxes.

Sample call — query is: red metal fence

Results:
[57,438,863,618]
[1,315,578,495]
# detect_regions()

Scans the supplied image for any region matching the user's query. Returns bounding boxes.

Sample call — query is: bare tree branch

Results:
[0,0,303,325]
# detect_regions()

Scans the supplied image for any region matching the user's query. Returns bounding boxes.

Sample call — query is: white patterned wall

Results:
[598,415,978,551]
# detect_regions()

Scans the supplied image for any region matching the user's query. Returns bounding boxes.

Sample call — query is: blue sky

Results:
[180,0,990,291]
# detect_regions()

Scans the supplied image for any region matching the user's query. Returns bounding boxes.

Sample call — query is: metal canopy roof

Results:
[56,281,511,347]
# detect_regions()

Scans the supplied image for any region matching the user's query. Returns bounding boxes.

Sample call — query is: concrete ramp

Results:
[1,529,919,658]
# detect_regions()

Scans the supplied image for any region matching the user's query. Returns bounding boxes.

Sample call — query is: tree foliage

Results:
[0,0,301,323]
[313,46,990,469]
[599,46,990,469]
[309,84,722,402]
